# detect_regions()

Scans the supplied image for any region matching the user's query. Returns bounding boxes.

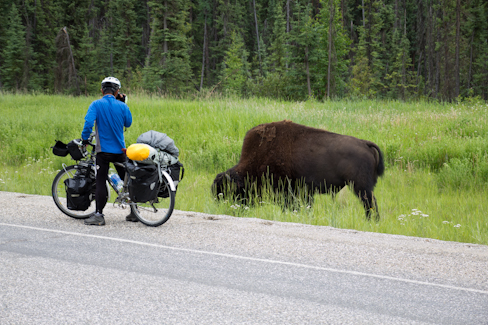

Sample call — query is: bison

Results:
[212,120,385,220]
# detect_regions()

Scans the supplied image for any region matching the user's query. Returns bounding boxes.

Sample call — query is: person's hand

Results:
[116,93,126,103]
[82,139,90,146]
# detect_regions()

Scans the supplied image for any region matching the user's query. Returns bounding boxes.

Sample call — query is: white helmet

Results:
[101,77,121,91]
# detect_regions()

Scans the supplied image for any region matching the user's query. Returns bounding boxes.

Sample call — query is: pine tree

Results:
[1,3,27,91]
[314,0,351,99]
[95,25,115,79]
[470,0,488,99]
[287,2,318,99]
[78,23,99,95]
[385,18,415,100]
[144,0,193,93]
[107,0,142,85]
[29,0,58,91]
[221,31,249,94]
[212,0,247,73]
[268,1,287,74]
[350,0,394,98]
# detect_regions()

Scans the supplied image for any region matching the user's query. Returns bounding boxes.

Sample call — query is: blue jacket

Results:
[82,95,132,154]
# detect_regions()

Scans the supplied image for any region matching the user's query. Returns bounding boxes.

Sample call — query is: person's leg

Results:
[87,152,136,224]
[112,153,138,222]
[95,153,110,214]
[113,153,126,181]
[85,153,109,225]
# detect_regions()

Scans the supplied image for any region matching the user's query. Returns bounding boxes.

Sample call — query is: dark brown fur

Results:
[212,120,385,220]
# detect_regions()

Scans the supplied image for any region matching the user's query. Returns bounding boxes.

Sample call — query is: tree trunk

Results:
[467,31,474,91]
[200,12,207,91]
[454,0,460,97]
[401,11,406,101]
[286,0,290,33]
[146,14,154,69]
[362,0,365,28]
[394,0,398,30]
[434,7,441,98]
[163,0,168,67]
[306,46,311,98]
[63,27,80,95]
[350,20,354,67]
[253,0,262,73]
[286,0,290,69]
[327,0,334,99]
[417,51,422,77]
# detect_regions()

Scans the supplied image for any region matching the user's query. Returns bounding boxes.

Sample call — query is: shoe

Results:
[84,212,95,219]
[84,212,105,226]
[125,212,139,222]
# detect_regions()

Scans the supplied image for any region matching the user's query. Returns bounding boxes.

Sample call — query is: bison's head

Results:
[212,168,246,200]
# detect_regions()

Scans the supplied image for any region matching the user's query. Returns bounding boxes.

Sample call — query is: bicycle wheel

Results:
[52,165,97,219]
[131,176,176,227]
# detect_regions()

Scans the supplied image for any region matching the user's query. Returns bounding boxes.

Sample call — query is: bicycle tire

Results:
[130,175,176,227]
[52,164,109,219]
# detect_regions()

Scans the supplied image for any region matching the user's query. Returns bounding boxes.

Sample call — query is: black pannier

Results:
[64,177,93,211]
[168,161,184,184]
[126,160,160,203]
[52,140,69,157]
[159,161,185,198]
[67,140,85,160]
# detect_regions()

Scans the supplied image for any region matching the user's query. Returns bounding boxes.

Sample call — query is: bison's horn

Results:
[225,173,232,182]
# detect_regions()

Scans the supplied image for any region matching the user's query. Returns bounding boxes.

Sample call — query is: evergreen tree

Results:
[78,23,99,95]
[1,3,27,90]
[108,0,142,85]
[287,2,318,99]
[268,1,287,74]
[0,0,486,100]
[385,20,415,100]
[470,0,488,99]
[350,0,391,98]
[144,0,193,93]
[95,25,115,78]
[221,31,249,94]
[29,0,58,92]
[314,0,351,99]
[366,0,388,96]
[212,0,247,75]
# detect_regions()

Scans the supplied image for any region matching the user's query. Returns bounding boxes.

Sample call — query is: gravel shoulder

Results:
[1,190,487,292]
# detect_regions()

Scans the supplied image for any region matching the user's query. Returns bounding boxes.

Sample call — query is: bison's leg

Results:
[369,193,380,221]
[354,187,380,221]
[278,178,315,210]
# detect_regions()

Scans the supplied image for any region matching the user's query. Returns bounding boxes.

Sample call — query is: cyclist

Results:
[81,77,136,226]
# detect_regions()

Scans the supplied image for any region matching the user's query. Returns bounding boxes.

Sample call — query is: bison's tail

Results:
[368,142,385,177]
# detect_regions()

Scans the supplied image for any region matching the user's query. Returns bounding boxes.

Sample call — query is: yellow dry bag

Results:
[126,143,158,164]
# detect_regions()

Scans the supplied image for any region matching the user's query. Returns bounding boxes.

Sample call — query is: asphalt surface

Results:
[1,191,487,324]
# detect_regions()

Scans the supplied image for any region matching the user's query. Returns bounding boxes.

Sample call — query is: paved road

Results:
[1,192,487,324]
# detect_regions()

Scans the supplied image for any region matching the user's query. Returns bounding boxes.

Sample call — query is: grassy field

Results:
[1,93,487,245]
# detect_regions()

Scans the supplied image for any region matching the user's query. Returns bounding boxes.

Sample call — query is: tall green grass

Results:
[1,93,487,245]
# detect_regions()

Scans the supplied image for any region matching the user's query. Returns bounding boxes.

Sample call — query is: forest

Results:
[0,0,487,101]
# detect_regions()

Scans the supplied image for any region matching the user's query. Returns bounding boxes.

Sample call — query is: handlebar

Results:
[80,132,96,148]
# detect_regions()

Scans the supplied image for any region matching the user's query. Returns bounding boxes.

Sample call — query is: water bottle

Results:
[109,173,123,192]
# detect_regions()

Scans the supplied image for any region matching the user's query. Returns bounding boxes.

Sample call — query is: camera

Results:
[116,93,127,103]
